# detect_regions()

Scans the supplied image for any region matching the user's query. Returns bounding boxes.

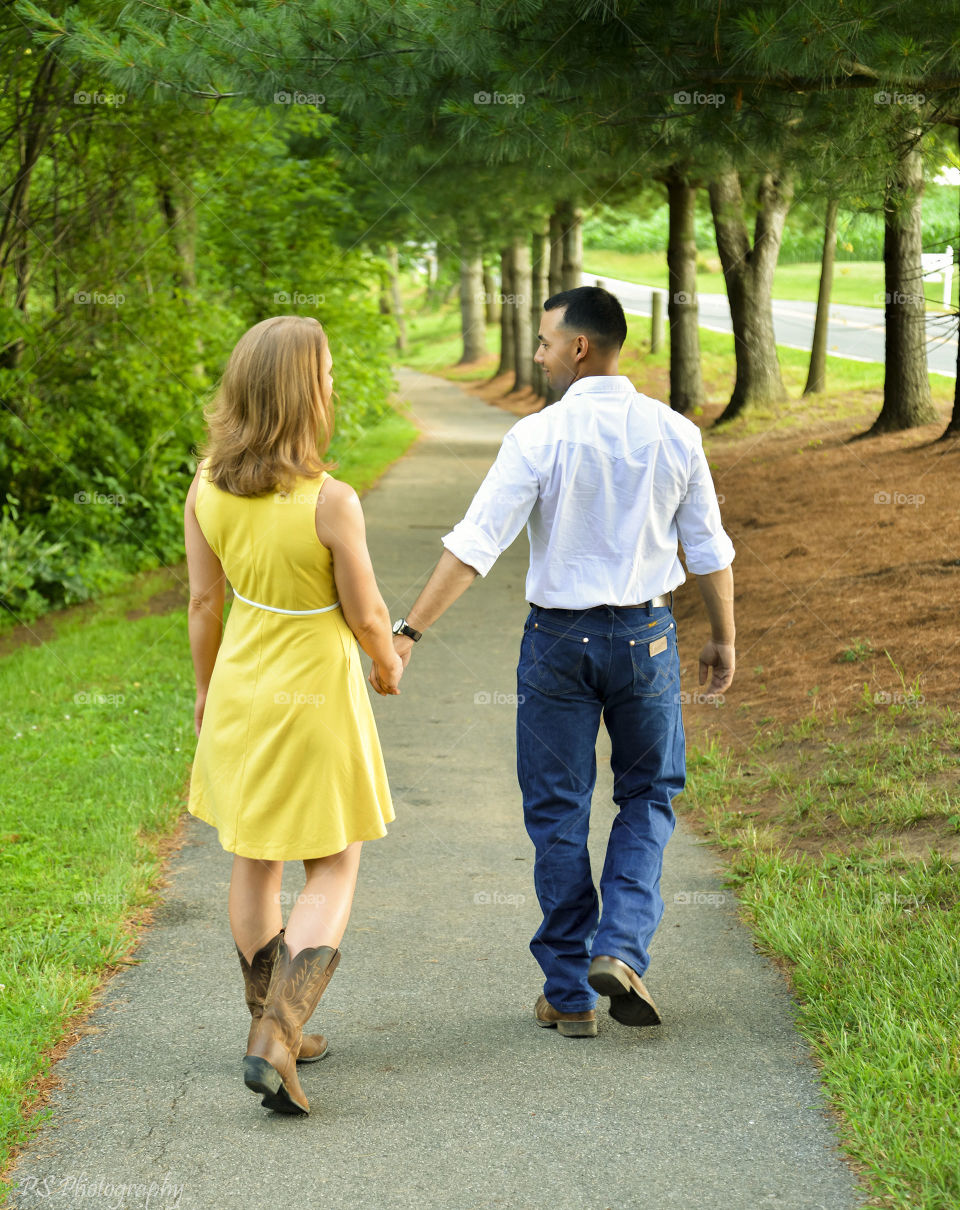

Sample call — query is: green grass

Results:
[399,305,499,380]
[0,404,418,1192]
[404,296,955,440]
[583,249,960,313]
[682,704,960,1210]
[329,405,420,493]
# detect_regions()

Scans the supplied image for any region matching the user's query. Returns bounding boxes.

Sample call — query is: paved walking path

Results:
[8,369,864,1210]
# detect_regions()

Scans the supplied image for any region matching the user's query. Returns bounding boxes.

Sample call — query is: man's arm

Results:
[382,428,538,678]
[695,564,735,696]
[389,550,479,667]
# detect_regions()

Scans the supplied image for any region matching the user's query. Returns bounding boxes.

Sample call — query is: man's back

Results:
[443,375,733,609]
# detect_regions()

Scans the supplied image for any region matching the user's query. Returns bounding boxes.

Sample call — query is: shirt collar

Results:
[561,375,636,401]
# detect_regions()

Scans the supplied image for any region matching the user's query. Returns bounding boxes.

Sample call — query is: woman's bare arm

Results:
[185,468,226,734]
[315,477,402,695]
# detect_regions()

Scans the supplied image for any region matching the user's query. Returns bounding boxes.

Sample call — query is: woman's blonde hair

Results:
[200,315,334,496]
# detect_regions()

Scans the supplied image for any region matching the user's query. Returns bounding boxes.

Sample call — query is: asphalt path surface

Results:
[8,369,865,1210]
[588,270,959,378]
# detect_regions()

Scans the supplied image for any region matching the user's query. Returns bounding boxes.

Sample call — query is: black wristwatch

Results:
[392,617,422,642]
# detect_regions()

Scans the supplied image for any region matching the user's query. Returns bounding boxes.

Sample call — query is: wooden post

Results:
[651,291,664,353]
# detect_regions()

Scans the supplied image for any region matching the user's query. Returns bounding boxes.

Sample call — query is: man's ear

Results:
[575,335,589,361]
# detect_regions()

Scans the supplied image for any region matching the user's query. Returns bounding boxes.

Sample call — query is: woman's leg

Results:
[229,855,284,963]
[284,841,363,957]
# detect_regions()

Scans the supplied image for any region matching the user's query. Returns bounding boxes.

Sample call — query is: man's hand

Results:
[698,639,735,697]
[392,632,415,670]
[369,652,404,696]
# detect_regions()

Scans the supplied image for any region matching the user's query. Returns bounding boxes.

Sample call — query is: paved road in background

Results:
[588,270,959,377]
[8,370,865,1210]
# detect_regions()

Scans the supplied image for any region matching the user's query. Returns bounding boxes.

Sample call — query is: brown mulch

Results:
[460,364,959,727]
[458,362,960,861]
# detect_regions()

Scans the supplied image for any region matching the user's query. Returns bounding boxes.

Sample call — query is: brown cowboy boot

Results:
[243,938,341,1114]
[237,932,328,1062]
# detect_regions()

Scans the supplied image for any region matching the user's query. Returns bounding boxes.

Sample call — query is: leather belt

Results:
[615,594,672,609]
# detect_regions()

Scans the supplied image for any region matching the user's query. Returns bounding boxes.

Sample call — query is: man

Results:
[380,286,735,1037]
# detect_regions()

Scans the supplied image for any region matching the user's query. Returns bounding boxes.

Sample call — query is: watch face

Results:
[392,619,404,635]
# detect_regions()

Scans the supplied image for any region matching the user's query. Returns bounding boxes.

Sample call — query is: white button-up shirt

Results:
[441,375,735,609]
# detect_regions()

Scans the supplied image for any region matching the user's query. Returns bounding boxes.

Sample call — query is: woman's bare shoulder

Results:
[317,473,360,512]
[315,474,363,546]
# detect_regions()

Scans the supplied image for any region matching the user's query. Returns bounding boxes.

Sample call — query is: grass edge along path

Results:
[684,705,960,1210]
[0,403,418,1197]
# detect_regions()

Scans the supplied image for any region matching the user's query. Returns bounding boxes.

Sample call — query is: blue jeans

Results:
[516,603,685,1012]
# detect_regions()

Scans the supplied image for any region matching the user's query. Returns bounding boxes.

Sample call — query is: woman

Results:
[184,315,402,1116]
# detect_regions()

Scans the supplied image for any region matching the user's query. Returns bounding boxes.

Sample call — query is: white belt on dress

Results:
[232,588,341,616]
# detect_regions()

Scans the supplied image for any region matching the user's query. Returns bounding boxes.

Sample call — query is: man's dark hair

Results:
[543,286,627,352]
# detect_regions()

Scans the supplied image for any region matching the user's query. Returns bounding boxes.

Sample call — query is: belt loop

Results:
[668,590,674,612]
[644,598,652,615]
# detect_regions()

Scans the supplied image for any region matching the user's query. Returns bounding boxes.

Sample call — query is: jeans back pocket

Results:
[519,624,591,698]
[628,623,678,698]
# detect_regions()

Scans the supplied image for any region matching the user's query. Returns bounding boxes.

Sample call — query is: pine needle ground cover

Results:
[0,407,417,1192]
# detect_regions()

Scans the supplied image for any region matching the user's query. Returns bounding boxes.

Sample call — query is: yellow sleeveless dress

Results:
[187,468,394,860]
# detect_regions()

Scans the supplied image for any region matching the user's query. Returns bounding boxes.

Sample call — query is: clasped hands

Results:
[368,634,416,697]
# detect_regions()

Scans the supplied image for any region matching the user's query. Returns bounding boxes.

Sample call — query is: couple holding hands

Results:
[184,287,736,1116]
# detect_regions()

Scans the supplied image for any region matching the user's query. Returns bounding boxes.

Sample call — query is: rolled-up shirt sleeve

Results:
[441,431,540,576]
[675,436,735,575]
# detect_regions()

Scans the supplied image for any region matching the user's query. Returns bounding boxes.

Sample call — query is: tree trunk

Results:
[483,266,500,324]
[559,200,583,291]
[386,244,407,353]
[512,235,533,391]
[159,182,204,375]
[458,241,485,363]
[666,172,704,413]
[496,245,516,378]
[159,185,197,295]
[548,207,564,298]
[868,138,936,433]
[531,222,549,398]
[804,197,839,396]
[709,170,792,421]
